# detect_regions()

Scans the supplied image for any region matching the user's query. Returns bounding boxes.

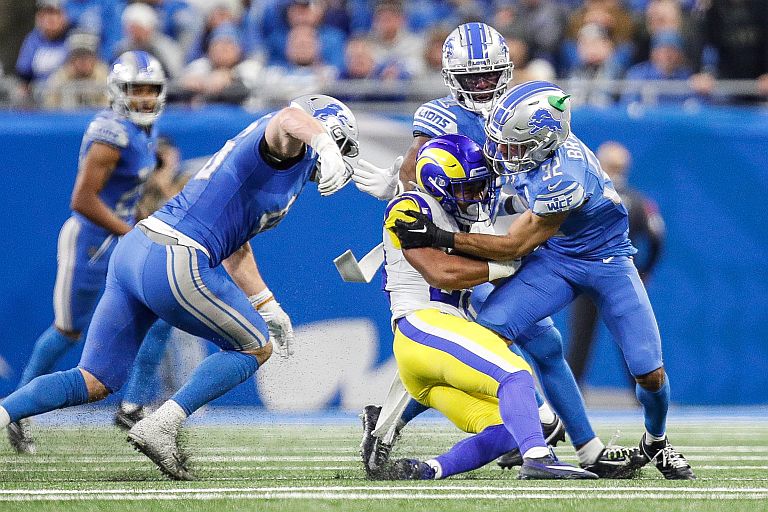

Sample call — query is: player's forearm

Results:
[419,253,492,290]
[452,232,532,261]
[222,243,267,296]
[70,193,132,235]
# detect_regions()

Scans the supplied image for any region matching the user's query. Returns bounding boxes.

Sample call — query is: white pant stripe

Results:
[53,217,80,332]
[406,313,525,374]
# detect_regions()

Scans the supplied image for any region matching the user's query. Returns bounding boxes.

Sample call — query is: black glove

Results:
[391,210,455,249]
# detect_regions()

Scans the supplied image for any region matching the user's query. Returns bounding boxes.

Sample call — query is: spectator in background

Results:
[369,1,423,77]
[621,30,700,105]
[180,23,260,104]
[512,0,567,65]
[185,2,244,64]
[135,0,202,56]
[566,141,665,386]
[418,26,450,82]
[504,30,556,85]
[64,0,124,61]
[114,2,184,78]
[261,0,346,72]
[43,30,109,109]
[634,0,700,69]
[257,25,336,102]
[563,0,635,73]
[567,24,624,106]
[700,0,768,101]
[340,36,376,80]
[16,0,71,104]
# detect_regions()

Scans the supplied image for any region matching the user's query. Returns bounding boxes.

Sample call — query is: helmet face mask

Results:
[484,81,572,175]
[416,134,494,224]
[442,23,513,115]
[108,51,166,127]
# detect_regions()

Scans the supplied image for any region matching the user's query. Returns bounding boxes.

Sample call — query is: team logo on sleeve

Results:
[528,108,563,135]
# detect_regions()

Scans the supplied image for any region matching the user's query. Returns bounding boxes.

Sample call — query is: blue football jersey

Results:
[512,134,636,259]
[154,113,318,267]
[75,110,157,228]
[412,95,486,144]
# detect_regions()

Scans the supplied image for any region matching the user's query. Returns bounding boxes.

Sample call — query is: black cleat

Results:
[360,405,400,478]
[384,458,436,480]
[581,445,646,479]
[7,419,36,455]
[639,434,696,480]
[498,414,566,469]
[114,404,147,431]
[518,452,598,480]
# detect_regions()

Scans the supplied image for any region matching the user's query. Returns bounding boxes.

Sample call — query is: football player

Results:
[354,23,637,478]
[0,94,358,480]
[392,81,695,480]
[7,51,171,454]
[379,134,596,480]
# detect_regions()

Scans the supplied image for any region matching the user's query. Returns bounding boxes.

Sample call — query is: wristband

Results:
[248,288,274,310]
[434,229,455,249]
[488,260,519,281]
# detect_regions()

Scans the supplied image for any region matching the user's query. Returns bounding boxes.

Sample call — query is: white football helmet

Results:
[108,51,166,126]
[484,81,572,175]
[442,23,514,115]
[290,94,359,159]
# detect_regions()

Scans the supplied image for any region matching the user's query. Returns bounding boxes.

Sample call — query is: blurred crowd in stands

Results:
[2,0,767,109]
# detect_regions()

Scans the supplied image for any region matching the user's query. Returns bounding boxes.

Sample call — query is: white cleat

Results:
[127,416,194,481]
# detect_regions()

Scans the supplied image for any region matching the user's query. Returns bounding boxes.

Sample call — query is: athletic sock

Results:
[121,321,171,407]
[151,400,188,430]
[433,424,518,478]
[636,376,670,439]
[0,407,10,429]
[538,402,556,424]
[170,351,259,416]
[497,371,547,456]
[18,326,79,388]
[576,437,606,465]
[400,398,429,427]
[520,327,596,446]
[1,368,89,422]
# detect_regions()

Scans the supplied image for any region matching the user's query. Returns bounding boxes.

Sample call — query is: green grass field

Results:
[1,411,767,512]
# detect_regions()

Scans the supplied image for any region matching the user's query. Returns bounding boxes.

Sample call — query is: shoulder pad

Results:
[85,115,130,148]
[531,179,586,216]
[413,101,458,137]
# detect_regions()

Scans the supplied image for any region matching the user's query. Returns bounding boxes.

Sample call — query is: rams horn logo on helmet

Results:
[528,108,563,135]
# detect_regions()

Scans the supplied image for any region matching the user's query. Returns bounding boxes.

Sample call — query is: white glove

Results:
[352,156,404,201]
[312,132,349,196]
[249,288,294,358]
[488,259,521,281]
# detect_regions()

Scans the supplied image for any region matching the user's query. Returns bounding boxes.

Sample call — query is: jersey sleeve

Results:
[529,178,587,216]
[384,196,428,250]
[85,116,130,149]
[412,101,459,137]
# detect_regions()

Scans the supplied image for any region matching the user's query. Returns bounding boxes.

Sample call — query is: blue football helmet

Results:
[442,23,513,115]
[484,81,571,175]
[416,134,494,223]
[108,50,166,126]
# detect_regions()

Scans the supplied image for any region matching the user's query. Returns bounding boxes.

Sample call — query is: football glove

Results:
[352,156,404,201]
[391,210,455,250]
[249,288,294,358]
[312,132,350,196]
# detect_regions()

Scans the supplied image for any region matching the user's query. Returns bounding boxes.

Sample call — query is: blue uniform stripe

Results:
[184,247,265,348]
[135,50,150,71]
[397,316,510,384]
[465,23,485,60]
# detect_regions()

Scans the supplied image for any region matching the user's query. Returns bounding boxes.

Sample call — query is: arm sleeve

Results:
[530,178,587,216]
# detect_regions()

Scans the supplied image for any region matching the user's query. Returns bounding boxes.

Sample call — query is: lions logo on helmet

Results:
[108,51,166,127]
[416,134,494,223]
[291,94,359,158]
[484,81,572,175]
[441,23,513,115]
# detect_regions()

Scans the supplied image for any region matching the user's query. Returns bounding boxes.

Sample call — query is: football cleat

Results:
[114,404,147,431]
[385,458,436,480]
[519,451,598,480]
[581,445,646,479]
[127,417,194,481]
[7,419,36,455]
[359,405,400,478]
[497,414,566,469]
[639,434,696,480]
